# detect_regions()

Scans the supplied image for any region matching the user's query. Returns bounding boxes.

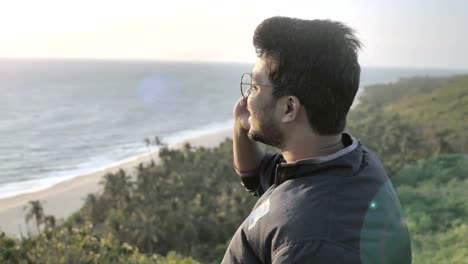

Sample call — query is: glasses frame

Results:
[240,72,279,98]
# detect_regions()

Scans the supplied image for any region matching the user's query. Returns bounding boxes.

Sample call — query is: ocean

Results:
[0,58,465,199]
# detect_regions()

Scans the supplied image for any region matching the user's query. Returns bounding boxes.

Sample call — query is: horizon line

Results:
[0,56,467,72]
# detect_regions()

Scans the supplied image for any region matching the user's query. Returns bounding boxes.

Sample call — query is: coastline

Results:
[0,90,363,238]
[0,127,233,238]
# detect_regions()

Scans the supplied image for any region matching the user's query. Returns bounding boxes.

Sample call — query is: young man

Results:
[223,17,412,263]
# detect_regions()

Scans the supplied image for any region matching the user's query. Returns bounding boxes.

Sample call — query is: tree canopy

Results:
[1,74,467,263]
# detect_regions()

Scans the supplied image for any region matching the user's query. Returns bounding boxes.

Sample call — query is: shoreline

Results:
[0,91,363,238]
[0,127,233,237]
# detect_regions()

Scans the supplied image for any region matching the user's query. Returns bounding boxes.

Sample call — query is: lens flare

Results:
[137,74,180,112]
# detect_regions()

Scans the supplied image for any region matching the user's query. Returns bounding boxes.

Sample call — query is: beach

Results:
[0,128,233,238]
[1,59,459,239]
[0,91,364,238]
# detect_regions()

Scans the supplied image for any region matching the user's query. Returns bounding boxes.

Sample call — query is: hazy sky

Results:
[1,0,467,69]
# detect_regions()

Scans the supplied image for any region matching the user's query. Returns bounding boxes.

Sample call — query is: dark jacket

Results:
[222,133,412,264]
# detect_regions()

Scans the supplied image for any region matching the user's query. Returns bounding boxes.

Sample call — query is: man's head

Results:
[245,16,361,148]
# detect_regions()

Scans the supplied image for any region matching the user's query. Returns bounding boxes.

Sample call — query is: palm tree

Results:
[144,136,166,149]
[100,170,133,209]
[85,193,101,223]
[154,136,166,146]
[24,200,45,235]
[144,137,151,147]
[44,215,56,228]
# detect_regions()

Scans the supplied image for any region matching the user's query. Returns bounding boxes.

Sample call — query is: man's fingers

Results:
[239,114,251,130]
[239,98,245,107]
[237,96,246,106]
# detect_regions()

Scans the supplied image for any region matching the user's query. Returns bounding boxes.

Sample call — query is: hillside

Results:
[347,74,468,175]
[1,74,467,263]
[384,75,468,153]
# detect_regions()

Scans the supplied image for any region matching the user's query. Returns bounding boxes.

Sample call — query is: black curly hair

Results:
[253,16,362,135]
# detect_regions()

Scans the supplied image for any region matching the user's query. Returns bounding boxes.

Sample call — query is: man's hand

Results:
[232,96,264,177]
[233,97,250,131]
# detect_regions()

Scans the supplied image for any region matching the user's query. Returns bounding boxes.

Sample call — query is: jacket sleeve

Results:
[235,152,282,197]
[272,241,360,264]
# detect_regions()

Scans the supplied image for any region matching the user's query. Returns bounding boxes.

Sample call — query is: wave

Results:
[0,119,234,199]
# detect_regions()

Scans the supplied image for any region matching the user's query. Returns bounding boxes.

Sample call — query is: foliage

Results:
[1,74,467,263]
[1,140,252,263]
[357,75,451,106]
[0,223,200,263]
[393,154,468,264]
[384,75,468,153]
[67,140,256,263]
[347,111,428,175]
[347,74,468,175]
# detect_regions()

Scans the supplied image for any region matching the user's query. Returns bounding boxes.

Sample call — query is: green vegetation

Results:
[393,154,468,264]
[1,142,255,263]
[69,143,256,262]
[347,74,468,263]
[0,224,200,263]
[347,74,468,175]
[384,75,468,154]
[1,74,467,263]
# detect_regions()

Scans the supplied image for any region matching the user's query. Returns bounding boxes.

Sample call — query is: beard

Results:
[247,106,284,148]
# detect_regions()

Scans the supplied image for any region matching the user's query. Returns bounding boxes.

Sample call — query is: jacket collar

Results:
[274,133,362,185]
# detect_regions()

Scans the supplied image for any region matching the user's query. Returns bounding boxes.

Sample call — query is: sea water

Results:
[0,58,464,198]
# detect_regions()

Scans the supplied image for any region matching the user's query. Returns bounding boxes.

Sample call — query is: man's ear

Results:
[282,96,301,123]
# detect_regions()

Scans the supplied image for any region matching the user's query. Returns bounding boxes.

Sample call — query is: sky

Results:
[1,0,467,69]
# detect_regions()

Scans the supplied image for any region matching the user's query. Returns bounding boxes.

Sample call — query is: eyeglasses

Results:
[240,72,279,98]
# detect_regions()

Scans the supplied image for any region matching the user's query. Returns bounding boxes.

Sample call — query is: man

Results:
[222,17,412,263]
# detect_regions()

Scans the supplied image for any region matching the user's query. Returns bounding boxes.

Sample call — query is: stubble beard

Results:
[247,107,284,149]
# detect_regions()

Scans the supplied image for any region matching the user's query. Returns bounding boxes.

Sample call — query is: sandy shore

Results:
[0,128,233,238]
[0,90,364,238]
